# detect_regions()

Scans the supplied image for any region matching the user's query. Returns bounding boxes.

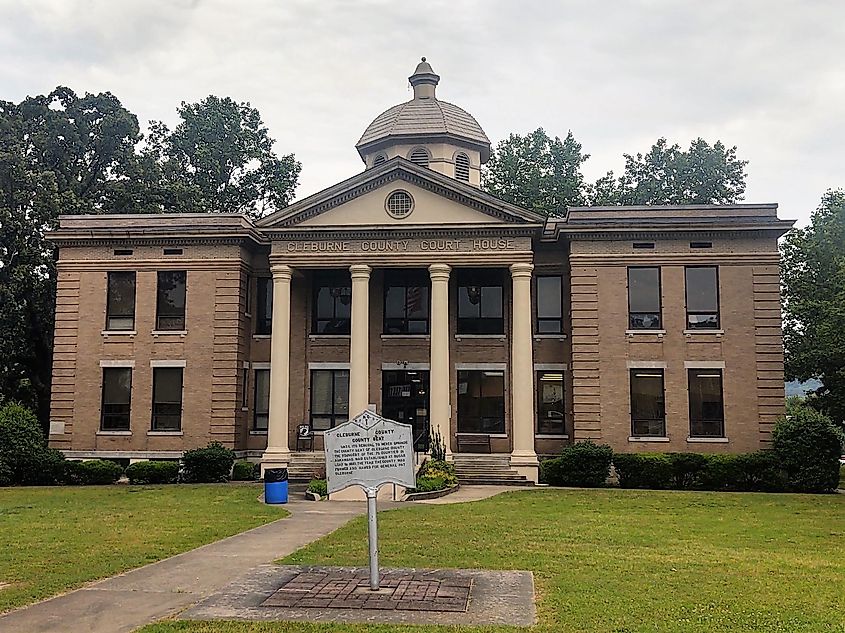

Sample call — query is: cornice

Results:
[49,236,265,248]
[545,226,791,241]
[265,225,539,241]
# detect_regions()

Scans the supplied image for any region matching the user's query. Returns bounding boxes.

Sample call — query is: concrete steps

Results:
[287,452,325,482]
[452,454,532,486]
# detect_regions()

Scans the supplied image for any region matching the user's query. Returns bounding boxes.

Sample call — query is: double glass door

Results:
[381,370,430,451]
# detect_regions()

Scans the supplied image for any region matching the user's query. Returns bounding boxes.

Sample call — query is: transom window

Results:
[256,277,273,334]
[536,275,563,333]
[254,369,270,431]
[385,190,414,219]
[685,266,720,329]
[688,369,725,437]
[101,367,131,431]
[151,367,183,431]
[455,152,470,181]
[383,270,429,334]
[457,270,504,334]
[457,370,505,434]
[312,271,352,334]
[310,369,349,431]
[628,267,662,330]
[156,271,186,331]
[630,369,665,437]
[106,271,136,331]
[409,147,430,167]
[537,371,565,435]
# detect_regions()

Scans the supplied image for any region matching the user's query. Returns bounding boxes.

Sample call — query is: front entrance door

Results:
[382,370,430,452]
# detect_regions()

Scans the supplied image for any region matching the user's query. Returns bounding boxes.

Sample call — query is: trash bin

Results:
[264,468,288,504]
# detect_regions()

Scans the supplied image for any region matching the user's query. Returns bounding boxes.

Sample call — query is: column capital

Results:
[270,264,293,280]
[509,262,534,278]
[349,264,372,279]
[428,263,452,281]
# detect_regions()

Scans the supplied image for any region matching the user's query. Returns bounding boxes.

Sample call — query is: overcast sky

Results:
[2,0,843,226]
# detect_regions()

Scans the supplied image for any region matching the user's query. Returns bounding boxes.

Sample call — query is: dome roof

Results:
[356,58,491,160]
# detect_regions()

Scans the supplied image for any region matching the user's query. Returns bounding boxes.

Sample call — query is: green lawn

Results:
[143,489,844,633]
[0,484,286,613]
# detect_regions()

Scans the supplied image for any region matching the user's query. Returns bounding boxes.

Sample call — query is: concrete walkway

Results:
[0,486,516,633]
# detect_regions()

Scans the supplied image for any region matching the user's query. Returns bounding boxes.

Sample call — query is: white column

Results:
[510,262,539,482]
[262,264,293,470]
[348,264,372,416]
[428,264,453,459]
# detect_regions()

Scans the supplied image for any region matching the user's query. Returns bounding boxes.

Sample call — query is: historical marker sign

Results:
[324,410,415,494]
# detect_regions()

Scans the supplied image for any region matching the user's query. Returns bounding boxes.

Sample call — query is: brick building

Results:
[47,60,794,483]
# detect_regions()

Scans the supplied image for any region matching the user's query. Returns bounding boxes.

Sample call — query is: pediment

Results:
[257,158,544,230]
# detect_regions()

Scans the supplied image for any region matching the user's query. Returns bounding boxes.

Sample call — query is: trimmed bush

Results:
[697,454,743,491]
[231,461,258,481]
[734,451,787,492]
[414,476,447,493]
[125,461,180,485]
[181,442,235,483]
[73,460,124,485]
[613,453,673,489]
[773,407,842,493]
[0,402,66,485]
[417,459,458,486]
[541,441,613,487]
[667,453,708,489]
[307,479,328,497]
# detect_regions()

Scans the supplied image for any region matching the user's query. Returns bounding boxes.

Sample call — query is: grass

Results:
[0,483,286,613]
[141,488,844,633]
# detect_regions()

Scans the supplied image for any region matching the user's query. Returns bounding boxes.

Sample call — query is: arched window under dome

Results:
[373,153,387,167]
[455,152,470,182]
[409,147,430,168]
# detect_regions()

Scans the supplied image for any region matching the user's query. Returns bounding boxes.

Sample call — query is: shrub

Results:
[181,442,235,483]
[417,459,458,486]
[667,453,708,489]
[542,441,613,487]
[773,407,842,493]
[0,458,11,487]
[231,461,258,481]
[613,453,673,489]
[413,476,447,493]
[0,402,66,485]
[697,454,743,491]
[734,451,787,492]
[307,479,327,497]
[125,461,180,485]
[68,460,124,485]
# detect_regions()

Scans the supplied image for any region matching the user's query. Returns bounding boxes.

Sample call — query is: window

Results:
[244,275,251,316]
[457,270,504,334]
[409,147,429,167]
[241,367,249,408]
[256,277,272,334]
[101,367,131,431]
[106,271,136,331]
[373,153,387,166]
[633,242,655,250]
[628,267,662,330]
[310,369,349,431]
[688,369,725,437]
[254,369,270,431]
[312,271,352,334]
[163,247,183,255]
[156,271,186,330]
[384,270,429,334]
[536,275,563,333]
[151,367,183,431]
[113,249,133,256]
[630,369,665,437]
[685,266,720,329]
[690,241,712,249]
[457,370,505,434]
[537,371,565,435]
[455,152,470,181]
[385,190,414,219]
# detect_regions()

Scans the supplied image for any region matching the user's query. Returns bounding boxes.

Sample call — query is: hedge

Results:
[231,461,258,481]
[181,442,235,483]
[413,476,448,493]
[125,461,180,485]
[63,459,124,485]
[540,441,613,487]
[0,401,66,485]
[417,459,458,486]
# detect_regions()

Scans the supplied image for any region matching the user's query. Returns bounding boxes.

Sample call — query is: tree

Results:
[146,96,300,218]
[781,189,845,426]
[482,128,589,215]
[587,138,747,205]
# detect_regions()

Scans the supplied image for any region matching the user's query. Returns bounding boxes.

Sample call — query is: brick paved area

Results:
[261,568,471,612]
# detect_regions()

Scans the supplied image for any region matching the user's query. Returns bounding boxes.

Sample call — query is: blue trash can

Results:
[264,468,289,504]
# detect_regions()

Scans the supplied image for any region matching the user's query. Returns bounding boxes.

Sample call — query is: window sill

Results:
[456,432,507,438]
[628,436,670,442]
[687,436,728,443]
[536,434,569,439]
[102,330,136,337]
[455,334,506,341]
[151,330,187,337]
[147,431,183,436]
[684,329,724,336]
[252,334,272,339]
[381,334,430,339]
[534,334,567,340]
[96,430,132,436]
[249,430,268,435]
[626,329,666,337]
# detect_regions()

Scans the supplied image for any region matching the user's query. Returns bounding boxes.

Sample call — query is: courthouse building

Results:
[47,60,793,483]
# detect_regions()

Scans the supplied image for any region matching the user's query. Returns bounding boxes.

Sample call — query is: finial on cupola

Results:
[409,57,439,99]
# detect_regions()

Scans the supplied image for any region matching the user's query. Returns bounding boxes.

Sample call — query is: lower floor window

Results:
[688,369,725,437]
[536,371,565,435]
[457,370,505,434]
[310,369,349,431]
[254,369,270,430]
[630,369,665,436]
[101,367,131,431]
[152,367,183,431]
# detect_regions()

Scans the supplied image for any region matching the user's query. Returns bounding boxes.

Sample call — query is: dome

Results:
[356,58,491,162]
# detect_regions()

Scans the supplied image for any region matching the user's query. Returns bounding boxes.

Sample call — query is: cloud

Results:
[1,0,842,224]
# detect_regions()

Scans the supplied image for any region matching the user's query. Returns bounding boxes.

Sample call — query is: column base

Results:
[260,448,291,476]
[510,450,540,484]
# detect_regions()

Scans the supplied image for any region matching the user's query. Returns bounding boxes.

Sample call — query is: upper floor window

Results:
[537,371,565,435]
[310,369,349,431]
[455,152,470,181]
[628,267,662,330]
[101,367,131,431]
[373,153,387,166]
[156,271,186,331]
[688,369,725,437]
[106,271,136,331]
[384,270,429,334]
[409,147,430,167]
[256,277,272,335]
[313,271,351,334]
[536,275,563,334]
[254,368,270,431]
[685,266,720,329]
[457,270,504,334]
[457,369,505,434]
[151,367,183,431]
[630,369,665,437]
